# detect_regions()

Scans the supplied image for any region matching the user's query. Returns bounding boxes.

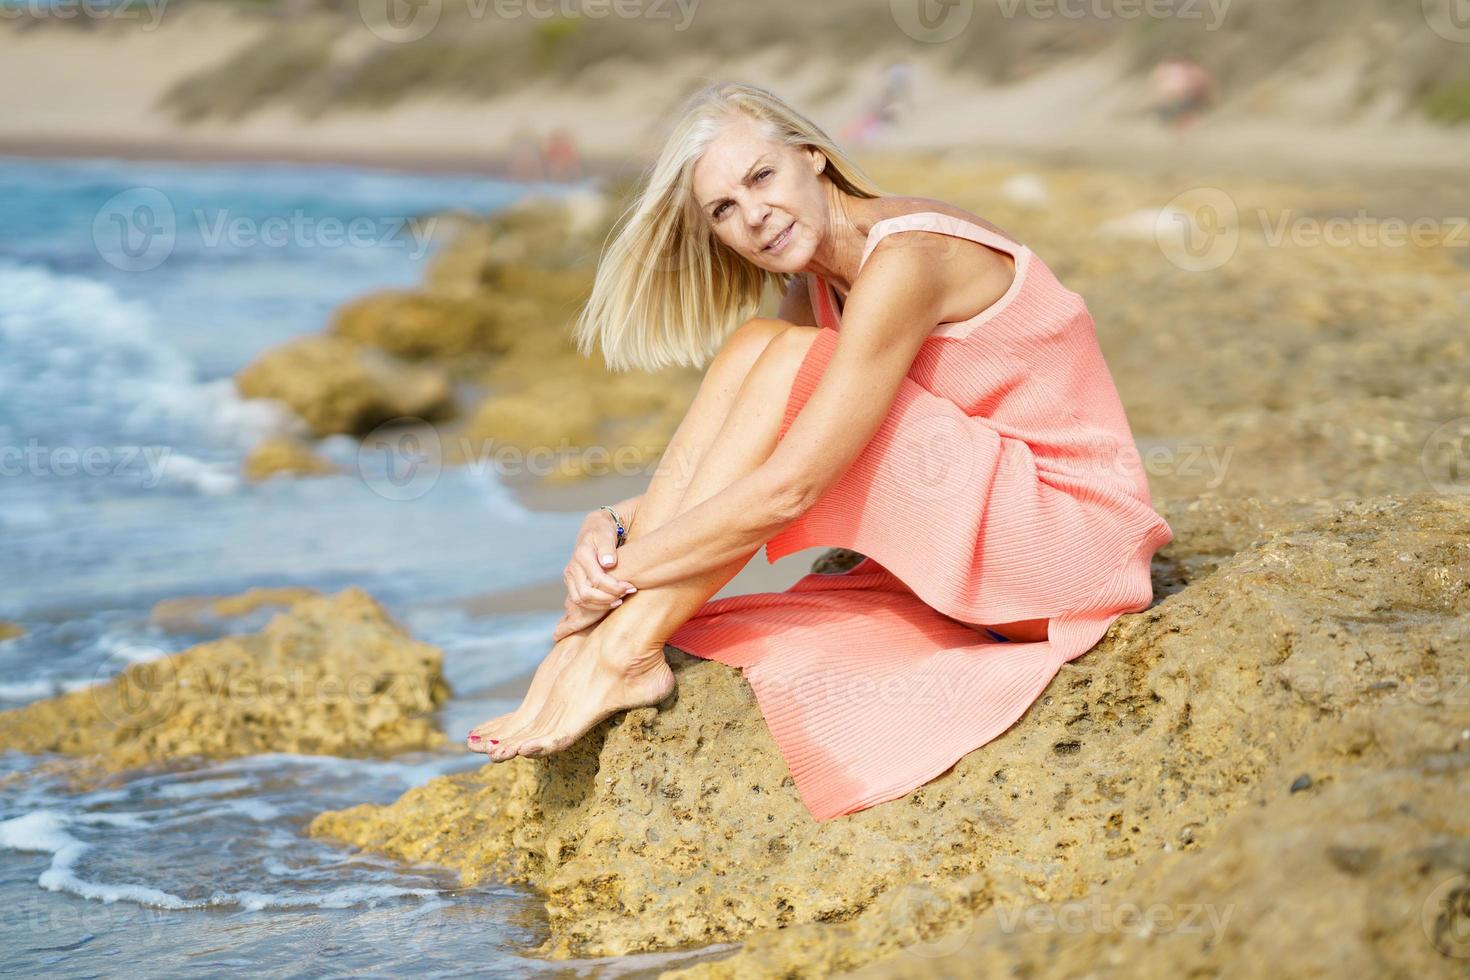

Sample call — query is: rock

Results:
[462,364,697,487]
[150,586,323,634]
[0,589,450,777]
[809,548,867,575]
[242,436,340,481]
[330,289,543,363]
[235,336,453,437]
[307,494,1468,975]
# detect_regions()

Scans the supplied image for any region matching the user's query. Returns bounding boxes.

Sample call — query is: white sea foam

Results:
[0,810,194,908]
[155,452,241,496]
[216,885,440,912]
[0,261,298,466]
[0,680,60,701]
[150,777,256,800]
[2,809,438,911]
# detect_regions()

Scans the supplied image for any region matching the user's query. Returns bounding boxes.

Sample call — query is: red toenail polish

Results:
[489,739,499,744]
[469,734,480,741]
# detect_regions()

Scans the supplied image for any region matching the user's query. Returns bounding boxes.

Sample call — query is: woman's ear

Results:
[808,147,826,175]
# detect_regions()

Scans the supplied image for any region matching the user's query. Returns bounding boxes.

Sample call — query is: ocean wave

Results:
[0,260,299,469]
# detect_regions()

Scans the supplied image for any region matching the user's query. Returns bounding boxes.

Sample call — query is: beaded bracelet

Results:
[598,505,627,546]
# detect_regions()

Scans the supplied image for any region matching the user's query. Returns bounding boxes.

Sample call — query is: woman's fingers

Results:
[596,522,620,568]
[565,564,616,604]
[574,547,636,599]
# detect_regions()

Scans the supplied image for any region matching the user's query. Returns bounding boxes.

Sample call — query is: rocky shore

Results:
[305,493,1469,976]
[291,157,1467,974]
[3,153,1465,974]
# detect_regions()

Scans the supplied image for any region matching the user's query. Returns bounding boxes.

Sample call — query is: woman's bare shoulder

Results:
[860,197,1020,326]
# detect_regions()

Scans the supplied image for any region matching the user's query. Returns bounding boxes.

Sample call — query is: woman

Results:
[467,82,1173,822]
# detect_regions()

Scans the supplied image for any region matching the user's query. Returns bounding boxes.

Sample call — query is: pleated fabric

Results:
[667,211,1173,822]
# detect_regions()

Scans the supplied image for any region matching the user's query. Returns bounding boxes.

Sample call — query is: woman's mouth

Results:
[762,222,795,254]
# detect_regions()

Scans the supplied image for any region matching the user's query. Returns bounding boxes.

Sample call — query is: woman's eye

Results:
[756,168,773,181]
[713,203,728,219]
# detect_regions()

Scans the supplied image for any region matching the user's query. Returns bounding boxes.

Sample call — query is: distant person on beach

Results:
[1148,55,1216,135]
[506,125,546,181]
[465,82,1171,822]
[839,59,915,148]
[543,127,583,182]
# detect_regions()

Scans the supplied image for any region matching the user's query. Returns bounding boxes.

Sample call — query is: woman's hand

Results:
[552,507,636,641]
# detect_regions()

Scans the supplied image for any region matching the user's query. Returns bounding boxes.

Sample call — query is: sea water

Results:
[0,156,722,976]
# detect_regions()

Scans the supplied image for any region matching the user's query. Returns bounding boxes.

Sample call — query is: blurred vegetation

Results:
[1421,79,1470,124]
[142,0,1470,126]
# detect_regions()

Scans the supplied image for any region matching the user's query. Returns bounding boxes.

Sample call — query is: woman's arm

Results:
[607,239,949,588]
[610,492,642,530]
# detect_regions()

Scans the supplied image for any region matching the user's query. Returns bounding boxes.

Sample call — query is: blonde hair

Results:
[573,81,887,373]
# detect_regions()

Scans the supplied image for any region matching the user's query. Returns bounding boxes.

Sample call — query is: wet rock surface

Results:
[0,589,450,779]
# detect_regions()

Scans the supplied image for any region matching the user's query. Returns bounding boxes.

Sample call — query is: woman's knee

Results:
[719,316,790,363]
[704,317,795,391]
[724,325,820,408]
[749,324,821,381]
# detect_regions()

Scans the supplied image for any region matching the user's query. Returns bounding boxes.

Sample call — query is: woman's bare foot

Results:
[465,631,589,754]
[493,631,674,760]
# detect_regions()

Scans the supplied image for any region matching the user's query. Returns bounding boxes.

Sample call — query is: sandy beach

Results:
[4,6,1469,189]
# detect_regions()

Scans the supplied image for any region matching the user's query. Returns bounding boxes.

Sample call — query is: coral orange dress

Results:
[666,211,1173,822]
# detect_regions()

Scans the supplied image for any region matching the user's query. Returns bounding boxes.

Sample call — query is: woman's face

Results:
[690,113,827,272]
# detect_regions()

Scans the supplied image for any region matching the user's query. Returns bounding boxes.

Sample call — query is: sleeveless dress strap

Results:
[807,271,842,330]
[858,210,1024,273]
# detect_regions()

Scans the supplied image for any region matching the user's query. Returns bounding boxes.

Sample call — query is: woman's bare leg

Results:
[466,318,796,752]
[489,325,824,760]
